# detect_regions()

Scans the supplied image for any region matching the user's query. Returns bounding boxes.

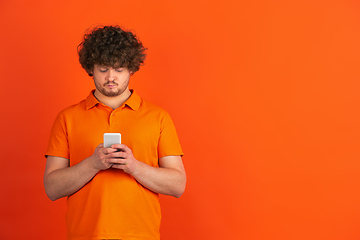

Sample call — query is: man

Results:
[44,25,186,240]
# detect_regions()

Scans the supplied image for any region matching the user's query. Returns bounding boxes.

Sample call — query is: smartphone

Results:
[103,133,121,148]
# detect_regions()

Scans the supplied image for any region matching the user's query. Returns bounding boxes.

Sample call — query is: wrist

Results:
[127,159,143,176]
[84,155,102,173]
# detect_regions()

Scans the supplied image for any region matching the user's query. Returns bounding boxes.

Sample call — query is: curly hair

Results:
[78,25,147,76]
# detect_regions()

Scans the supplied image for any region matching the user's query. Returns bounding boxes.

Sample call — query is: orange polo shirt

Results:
[46,90,183,240]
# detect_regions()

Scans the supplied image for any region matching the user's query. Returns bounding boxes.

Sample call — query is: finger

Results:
[103,148,117,155]
[111,163,126,169]
[108,151,126,159]
[107,157,126,165]
[111,144,128,151]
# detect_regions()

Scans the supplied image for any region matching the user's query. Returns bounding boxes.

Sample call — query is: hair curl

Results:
[78,25,147,76]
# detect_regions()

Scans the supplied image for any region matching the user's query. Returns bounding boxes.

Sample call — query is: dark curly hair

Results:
[77,25,147,76]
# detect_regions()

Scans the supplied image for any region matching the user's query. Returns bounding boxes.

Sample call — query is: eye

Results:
[99,68,108,73]
[115,68,123,72]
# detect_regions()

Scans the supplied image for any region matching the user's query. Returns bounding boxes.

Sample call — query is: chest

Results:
[65,108,162,165]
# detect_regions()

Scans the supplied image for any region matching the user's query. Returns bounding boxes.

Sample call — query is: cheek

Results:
[120,73,131,83]
[94,75,106,83]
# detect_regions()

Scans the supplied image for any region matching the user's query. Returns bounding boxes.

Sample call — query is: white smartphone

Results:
[103,133,121,148]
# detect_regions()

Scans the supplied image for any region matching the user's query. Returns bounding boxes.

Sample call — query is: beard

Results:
[94,78,129,97]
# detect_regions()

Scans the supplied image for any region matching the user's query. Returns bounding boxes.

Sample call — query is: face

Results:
[92,64,132,97]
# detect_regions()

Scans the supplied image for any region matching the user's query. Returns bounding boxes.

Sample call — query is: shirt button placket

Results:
[109,111,115,126]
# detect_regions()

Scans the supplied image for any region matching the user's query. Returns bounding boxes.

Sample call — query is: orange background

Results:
[1,0,360,239]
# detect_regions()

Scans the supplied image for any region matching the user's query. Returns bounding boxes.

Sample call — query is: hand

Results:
[107,144,139,174]
[89,143,118,170]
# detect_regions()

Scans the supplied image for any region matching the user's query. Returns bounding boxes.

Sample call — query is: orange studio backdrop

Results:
[1,0,360,239]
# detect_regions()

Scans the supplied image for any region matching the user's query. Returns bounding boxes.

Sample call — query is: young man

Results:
[44,25,186,240]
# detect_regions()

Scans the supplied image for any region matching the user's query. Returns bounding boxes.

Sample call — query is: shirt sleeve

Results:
[45,111,70,159]
[158,112,184,158]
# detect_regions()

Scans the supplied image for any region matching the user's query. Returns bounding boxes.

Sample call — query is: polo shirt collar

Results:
[85,89,141,111]
[125,90,141,111]
[85,90,98,109]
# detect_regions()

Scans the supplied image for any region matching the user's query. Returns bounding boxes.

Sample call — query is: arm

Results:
[108,144,186,198]
[43,144,117,201]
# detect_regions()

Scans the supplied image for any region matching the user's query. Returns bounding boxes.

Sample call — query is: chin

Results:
[103,89,124,97]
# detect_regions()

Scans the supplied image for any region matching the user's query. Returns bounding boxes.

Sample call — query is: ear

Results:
[88,67,94,76]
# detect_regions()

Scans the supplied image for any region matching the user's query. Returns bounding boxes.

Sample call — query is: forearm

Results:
[130,161,186,198]
[44,157,99,201]
[105,145,186,197]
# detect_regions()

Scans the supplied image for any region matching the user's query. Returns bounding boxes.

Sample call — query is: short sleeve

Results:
[45,112,70,159]
[158,112,183,158]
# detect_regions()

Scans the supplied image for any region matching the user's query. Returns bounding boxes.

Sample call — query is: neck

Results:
[94,88,132,110]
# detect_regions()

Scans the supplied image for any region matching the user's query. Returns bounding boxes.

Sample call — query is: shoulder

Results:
[139,98,171,118]
[57,91,96,118]
[56,99,87,120]
[140,98,166,112]
[138,99,179,132]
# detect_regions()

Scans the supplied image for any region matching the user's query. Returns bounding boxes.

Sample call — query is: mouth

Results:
[105,82,118,88]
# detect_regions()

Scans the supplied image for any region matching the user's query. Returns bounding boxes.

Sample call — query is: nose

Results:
[107,69,116,81]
